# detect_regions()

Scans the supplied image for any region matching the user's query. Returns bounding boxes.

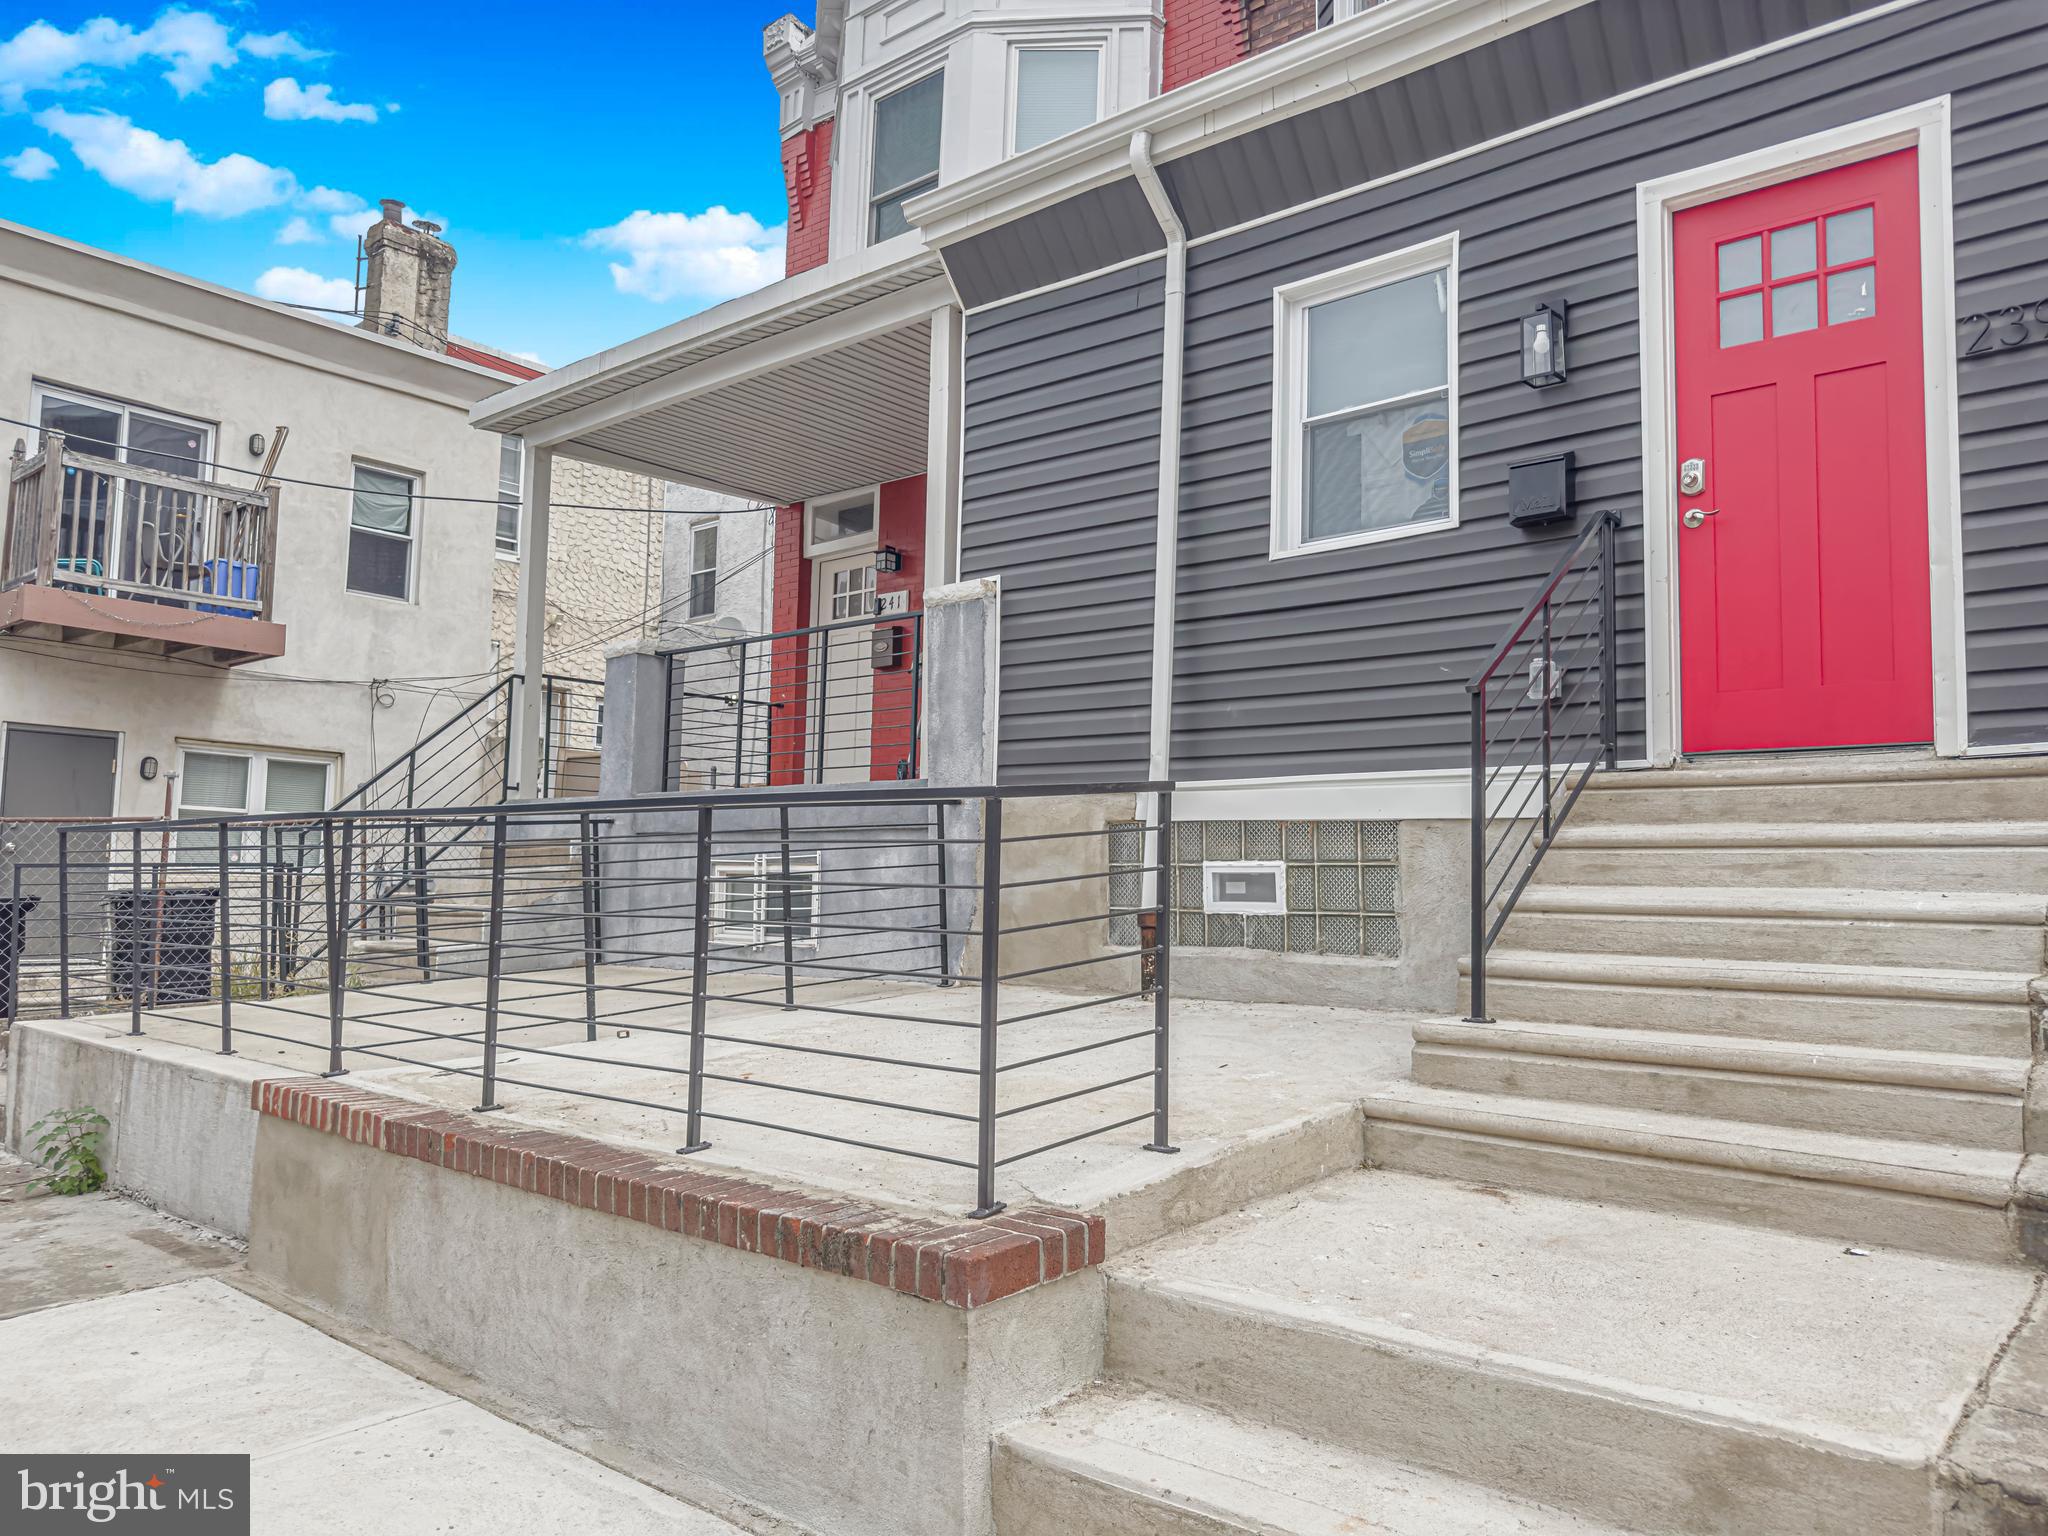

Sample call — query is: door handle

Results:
[1682,507,1719,529]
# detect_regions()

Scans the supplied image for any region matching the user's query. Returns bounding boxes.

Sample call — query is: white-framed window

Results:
[348,462,417,600]
[804,488,877,557]
[495,435,522,558]
[1270,233,1459,559]
[871,69,944,242]
[1011,46,1101,155]
[173,745,332,860]
[686,521,718,619]
[711,855,821,949]
[31,383,214,473]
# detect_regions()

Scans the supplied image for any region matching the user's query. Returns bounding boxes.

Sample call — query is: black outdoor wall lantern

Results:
[875,545,904,574]
[1520,300,1569,388]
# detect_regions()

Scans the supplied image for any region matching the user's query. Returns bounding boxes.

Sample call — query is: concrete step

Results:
[1461,950,2036,1055]
[1413,1018,2027,1149]
[1104,1170,2036,1536]
[1363,1082,2023,1261]
[1541,821,2048,891]
[994,1388,1639,1536]
[1572,753,2048,827]
[1500,886,2046,970]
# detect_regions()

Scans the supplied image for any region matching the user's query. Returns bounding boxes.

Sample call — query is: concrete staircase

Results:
[1375,751,2047,1263]
[993,752,2047,1536]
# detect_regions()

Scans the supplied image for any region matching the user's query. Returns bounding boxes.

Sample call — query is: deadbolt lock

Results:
[1679,457,1706,496]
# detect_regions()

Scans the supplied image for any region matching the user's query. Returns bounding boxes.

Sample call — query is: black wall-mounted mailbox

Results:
[1507,451,1574,528]
[871,623,908,672]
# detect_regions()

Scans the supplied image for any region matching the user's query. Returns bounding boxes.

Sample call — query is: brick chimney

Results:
[361,198,456,352]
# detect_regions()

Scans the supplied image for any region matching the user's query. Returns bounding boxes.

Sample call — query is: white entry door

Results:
[811,552,876,783]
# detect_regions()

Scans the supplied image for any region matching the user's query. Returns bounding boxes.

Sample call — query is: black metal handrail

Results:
[1466,510,1622,1022]
[661,611,925,790]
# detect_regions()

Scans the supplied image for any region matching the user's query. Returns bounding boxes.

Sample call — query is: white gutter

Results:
[1130,130,1186,786]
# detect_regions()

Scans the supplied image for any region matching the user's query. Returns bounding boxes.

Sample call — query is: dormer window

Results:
[871,70,944,242]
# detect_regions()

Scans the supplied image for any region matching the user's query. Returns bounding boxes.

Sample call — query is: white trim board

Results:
[1633,97,1965,765]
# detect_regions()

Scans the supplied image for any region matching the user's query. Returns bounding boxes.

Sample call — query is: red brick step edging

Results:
[252,1078,1104,1310]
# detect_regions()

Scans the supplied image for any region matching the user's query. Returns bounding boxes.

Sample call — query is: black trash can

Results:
[0,895,40,1020]
[108,887,220,1006]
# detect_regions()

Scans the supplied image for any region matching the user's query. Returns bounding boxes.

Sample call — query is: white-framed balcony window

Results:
[1011,46,1101,155]
[173,746,332,861]
[348,462,417,600]
[686,521,718,619]
[495,435,522,558]
[804,488,878,558]
[31,383,217,590]
[871,69,944,243]
[1270,233,1459,560]
[711,854,821,949]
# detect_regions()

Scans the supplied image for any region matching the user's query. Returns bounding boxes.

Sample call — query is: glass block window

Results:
[1108,819,1399,958]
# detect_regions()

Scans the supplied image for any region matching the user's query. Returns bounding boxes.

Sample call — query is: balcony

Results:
[2,432,286,666]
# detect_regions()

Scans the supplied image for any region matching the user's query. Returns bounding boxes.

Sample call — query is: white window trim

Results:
[347,459,421,604]
[173,744,334,858]
[1006,40,1106,160]
[685,520,719,619]
[1201,861,1288,915]
[803,485,881,559]
[868,66,947,246]
[711,854,821,949]
[495,434,523,562]
[1269,231,1461,561]
[29,382,216,469]
[1633,98,1964,763]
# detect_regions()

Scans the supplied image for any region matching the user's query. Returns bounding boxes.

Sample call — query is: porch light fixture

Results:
[875,546,904,574]
[1520,300,1569,388]
[139,756,159,781]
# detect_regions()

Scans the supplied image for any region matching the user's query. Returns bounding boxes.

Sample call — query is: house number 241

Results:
[1960,303,2048,356]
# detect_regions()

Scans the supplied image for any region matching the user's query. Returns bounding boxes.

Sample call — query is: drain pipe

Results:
[1130,130,1187,788]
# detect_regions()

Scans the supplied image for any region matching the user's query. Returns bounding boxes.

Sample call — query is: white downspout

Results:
[1130,130,1186,786]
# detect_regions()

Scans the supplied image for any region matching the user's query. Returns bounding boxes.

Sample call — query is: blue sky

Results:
[0,3,801,366]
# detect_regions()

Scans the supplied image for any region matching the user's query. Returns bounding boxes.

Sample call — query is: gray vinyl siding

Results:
[961,260,1165,779]
[946,178,1163,313]
[954,0,2048,777]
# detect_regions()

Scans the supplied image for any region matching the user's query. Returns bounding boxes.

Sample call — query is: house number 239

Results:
[1960,302,2048,355]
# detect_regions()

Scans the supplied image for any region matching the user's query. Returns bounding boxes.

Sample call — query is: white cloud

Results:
[582,208,786,306]
[275,214,319,243]
[0,11,238,108]
[254,265,355,310]
[236,30,327,62]
[263,76,376,124]
[36,106,293,217]
[3,145,56,180]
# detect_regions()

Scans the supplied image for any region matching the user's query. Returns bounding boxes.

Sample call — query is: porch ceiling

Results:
[472,242,948,506]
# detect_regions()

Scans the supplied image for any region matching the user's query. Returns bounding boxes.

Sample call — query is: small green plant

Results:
[27,1107,110,1195]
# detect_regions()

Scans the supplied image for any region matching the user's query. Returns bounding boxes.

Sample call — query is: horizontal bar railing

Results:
[40,779,1177,1216]
[1466,510,1622,1023]
[661,611,924,792]
[3,434,278,620]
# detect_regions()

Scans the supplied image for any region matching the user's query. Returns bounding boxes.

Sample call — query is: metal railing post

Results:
[320,817,346,1075]
[56,826,70,1016]
[411,820,431,977]
[6,865,20,1034]
[661,654,677,792]
[579,811,599,1042]
[907,613,925,780]
[128,829,143,1035]
[732,640,749,788]
[1467,688,1489,1024]
[1600,513,1620,766]
[257,827,273,1001]
[971,796,1005,1218]
[1144,790,1178,1155]
[778,804,796,1010]
[680,804,714,1153]
[812,633,830,784]
[217,821,234,1055]
[932,800,955,988]
[475,814,508,1111]
[1540,598,1554,843]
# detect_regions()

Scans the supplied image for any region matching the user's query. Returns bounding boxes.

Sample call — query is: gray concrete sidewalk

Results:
[0,1163,755,1534]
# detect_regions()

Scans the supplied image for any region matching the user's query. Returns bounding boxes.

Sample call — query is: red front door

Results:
[1673,149,1932,753]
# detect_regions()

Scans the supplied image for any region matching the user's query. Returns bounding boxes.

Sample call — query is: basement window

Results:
[711,855,820,949]
[1202,862,1287,915]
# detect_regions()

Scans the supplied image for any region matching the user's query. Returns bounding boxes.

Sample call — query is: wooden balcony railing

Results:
[3,432,278,622]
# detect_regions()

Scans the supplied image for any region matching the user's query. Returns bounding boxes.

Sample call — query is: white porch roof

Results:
[471,236,951,505]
